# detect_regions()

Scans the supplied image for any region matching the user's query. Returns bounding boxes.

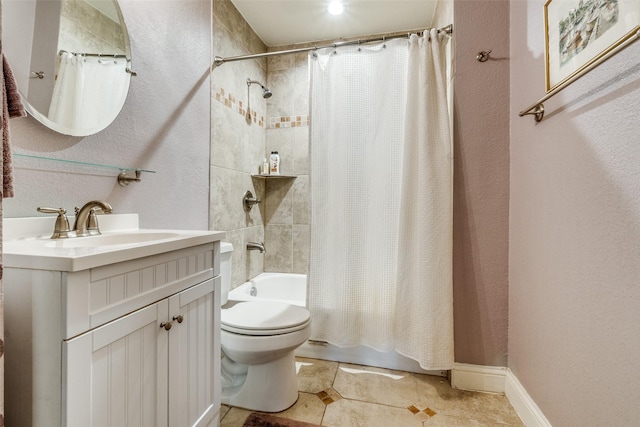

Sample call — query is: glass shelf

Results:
[251,174,296,179]
[12,153,155,173]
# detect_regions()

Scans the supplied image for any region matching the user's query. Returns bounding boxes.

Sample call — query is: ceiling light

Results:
[327,1,344,15]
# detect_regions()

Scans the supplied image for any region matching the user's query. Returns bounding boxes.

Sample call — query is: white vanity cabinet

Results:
[4,240,222,427]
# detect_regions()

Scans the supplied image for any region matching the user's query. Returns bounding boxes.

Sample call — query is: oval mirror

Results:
[2,0,133,136]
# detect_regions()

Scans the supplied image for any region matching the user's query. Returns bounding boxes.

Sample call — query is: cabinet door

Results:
[168,277,219,427]
[63,300,169,427]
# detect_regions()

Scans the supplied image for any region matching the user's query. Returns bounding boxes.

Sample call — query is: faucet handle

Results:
[87,209,100,235]
[37,207,71,239]
[86,207,107,235]
[243,190,262,212]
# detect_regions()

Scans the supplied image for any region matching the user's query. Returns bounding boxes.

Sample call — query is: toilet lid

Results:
[221,301,310,336]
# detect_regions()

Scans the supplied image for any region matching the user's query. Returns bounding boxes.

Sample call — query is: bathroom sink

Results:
[42,231,182,248]
[3,214,225,272]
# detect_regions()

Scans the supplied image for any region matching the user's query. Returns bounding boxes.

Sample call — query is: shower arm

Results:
[247,78,272,98]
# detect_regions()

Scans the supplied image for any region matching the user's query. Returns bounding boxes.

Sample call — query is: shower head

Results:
[247,78,272,98]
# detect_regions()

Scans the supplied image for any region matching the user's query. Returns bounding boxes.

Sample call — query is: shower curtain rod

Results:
[58,49,138,76]
[58,49,128,58]
[213,24,453,67]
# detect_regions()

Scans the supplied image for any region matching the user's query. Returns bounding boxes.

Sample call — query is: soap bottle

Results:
[270,151,280,175]
[262,158,269,175]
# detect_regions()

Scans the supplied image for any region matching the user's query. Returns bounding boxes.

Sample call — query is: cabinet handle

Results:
[173,314,184,324]
[160,321,172,331]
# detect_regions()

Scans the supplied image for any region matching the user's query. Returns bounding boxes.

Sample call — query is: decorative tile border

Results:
[213,86,266,127]
[267,115,310,129]
[212,85,310,129]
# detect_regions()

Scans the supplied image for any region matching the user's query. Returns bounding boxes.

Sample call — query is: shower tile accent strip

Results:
[213,86,266,127]
[213,88,309,129]
[213,86,310,129]
[267,115,310,129]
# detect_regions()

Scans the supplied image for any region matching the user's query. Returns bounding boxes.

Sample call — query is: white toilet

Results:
[219,242,311,412]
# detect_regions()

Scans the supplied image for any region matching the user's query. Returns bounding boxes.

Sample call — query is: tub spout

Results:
[247,242,266,253]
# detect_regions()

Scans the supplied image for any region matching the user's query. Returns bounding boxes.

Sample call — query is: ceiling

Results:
[229,0,438,47]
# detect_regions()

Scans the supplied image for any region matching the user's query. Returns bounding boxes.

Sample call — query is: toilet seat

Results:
[221,301,311,336]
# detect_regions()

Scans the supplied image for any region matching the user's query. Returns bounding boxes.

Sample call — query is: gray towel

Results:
[2,53,27,199]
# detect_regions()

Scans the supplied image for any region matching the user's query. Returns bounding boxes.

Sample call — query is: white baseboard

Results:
[451,362,507,393]
[451,363,551,427]
[504,370,552,427]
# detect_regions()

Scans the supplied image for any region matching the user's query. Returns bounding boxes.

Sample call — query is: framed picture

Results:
[544,0,640,92]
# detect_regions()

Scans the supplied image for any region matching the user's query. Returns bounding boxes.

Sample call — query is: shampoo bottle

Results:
[262,158,269,175]
[270,151,280,175]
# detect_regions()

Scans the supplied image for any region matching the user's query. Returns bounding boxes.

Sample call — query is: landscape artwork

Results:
[558,0,618,66]
[544,0,640,91]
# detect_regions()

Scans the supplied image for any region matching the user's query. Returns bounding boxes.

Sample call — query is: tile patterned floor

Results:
[220,357,525,427]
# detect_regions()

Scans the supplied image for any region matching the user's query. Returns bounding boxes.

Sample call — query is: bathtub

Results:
[228,272,444,376]
[228,272,307,306]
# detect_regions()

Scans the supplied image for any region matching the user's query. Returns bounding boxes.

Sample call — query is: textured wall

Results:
[4,0,211,230]
[509,0,640,425]
[1,2,211,422]
[1,5,4,424]
[452,0,510,367]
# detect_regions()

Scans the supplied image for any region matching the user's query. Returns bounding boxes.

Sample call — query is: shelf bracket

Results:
[520,104,545,122]
[118,170,142,187]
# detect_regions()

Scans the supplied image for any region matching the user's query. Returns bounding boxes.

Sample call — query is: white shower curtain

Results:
[48,52,129,135]
[308,30,453,370]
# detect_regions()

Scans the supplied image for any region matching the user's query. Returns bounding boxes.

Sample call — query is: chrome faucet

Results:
[246,242,266,253]
[73,200,113,237]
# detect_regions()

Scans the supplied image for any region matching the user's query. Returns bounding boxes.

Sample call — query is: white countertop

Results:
[3,214,225,272]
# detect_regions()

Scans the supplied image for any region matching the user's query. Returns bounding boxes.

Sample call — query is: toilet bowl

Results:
[219,242,311,412]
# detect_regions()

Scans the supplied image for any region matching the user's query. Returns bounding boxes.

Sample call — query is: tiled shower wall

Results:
[212,0,427,286]
[263,52,310,275]
[60,0,127,54]
[211,0,311,288]
[211,0,268,288]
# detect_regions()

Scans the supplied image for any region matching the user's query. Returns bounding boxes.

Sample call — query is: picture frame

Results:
[544,0,640,92]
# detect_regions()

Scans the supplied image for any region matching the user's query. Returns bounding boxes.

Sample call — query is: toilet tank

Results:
[220,241,233,305]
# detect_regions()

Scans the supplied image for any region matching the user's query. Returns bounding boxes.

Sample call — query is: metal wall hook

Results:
[476,50,492,62]
[31,71,45,79]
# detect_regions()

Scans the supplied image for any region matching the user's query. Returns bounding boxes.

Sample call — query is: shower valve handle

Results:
[243,190,261,211]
